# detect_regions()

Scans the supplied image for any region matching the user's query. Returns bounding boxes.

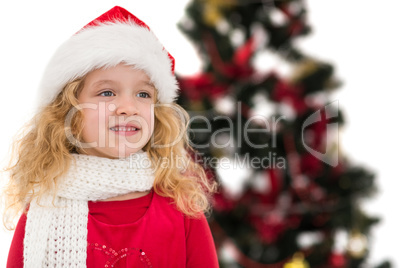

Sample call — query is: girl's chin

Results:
[108,148,144,158]
[80,147,144,159]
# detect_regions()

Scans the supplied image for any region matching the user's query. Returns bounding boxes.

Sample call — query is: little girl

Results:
[4,6,218,267]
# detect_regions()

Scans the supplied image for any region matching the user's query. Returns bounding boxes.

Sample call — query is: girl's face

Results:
[77,63,155,158]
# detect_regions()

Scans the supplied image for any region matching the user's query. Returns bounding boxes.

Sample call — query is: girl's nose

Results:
[114,97,139,115]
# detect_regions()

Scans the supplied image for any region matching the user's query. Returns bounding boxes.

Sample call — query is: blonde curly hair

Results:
[2,74,217,230]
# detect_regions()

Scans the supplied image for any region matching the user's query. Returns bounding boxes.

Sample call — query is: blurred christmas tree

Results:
[176,0,389,267]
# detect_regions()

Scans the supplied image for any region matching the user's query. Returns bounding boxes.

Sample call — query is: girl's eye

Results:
[99,91,115,97]
[137,92,151,98]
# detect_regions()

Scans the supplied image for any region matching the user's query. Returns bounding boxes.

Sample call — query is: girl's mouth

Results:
[110,126,140,136]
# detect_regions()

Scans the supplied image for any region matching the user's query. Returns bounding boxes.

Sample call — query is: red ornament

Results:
[212,190,236,212]
[328,252,347,267]
[203,33,255,79]
[178,73,228,101]
[249,213,287,244]
[300,153,323,178]
[271,80,307,114]
[254,168,282,204]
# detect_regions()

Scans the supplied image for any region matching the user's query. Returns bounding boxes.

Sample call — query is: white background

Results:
[0,0,400,267]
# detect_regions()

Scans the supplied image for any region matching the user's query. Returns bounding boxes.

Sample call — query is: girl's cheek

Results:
[83,110,103,128]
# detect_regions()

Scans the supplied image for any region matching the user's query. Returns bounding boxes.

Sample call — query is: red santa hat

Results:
[37,6,178,107]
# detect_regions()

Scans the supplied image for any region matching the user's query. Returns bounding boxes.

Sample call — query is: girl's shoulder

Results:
[151,190,180,212]
[153,190,206,221]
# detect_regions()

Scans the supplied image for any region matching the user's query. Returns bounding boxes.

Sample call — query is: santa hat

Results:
[36,6,178,108]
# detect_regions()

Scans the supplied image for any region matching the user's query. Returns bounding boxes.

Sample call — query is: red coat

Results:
[7,189,219,267]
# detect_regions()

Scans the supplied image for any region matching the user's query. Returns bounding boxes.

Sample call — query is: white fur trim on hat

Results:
[36,21,179,108]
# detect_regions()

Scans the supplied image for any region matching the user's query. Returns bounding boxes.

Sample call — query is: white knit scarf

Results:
[23,151,155,267]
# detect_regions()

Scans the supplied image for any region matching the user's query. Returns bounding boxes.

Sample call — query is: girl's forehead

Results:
[88,64,150,78]
[84,65,155,87]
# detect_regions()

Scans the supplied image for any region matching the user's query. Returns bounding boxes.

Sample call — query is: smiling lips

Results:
[110,124,141,136]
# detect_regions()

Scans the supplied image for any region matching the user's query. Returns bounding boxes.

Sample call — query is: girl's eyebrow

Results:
[142,81,156,90]
[91,80,155,89]
[91,80,118,87]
